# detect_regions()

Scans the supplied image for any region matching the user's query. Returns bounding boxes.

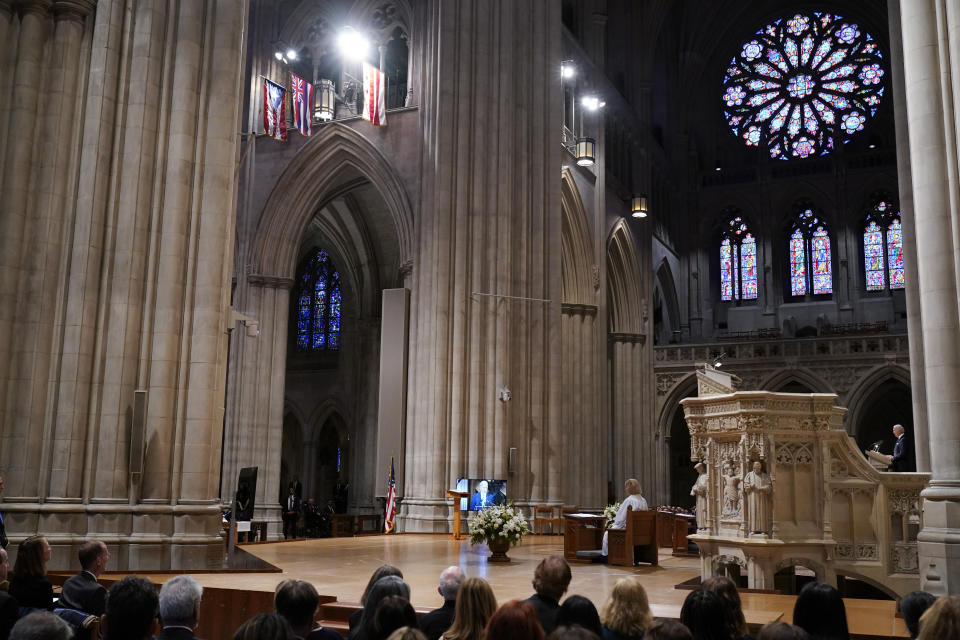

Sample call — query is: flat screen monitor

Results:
[456,478,507,511]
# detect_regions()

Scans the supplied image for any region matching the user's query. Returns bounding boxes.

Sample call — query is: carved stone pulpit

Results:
[681,365,929,596]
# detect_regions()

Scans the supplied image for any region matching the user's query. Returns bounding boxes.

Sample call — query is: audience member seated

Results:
[917,594,960,640]
[557,596,602,637]
[350,565,404,635]
[9,536,53,611]
[701,577,752,640]
[234,613,295,640]
[0,548,18,640]
[524,555,572,634]
[791,583,849,640]
[387,629,427,640]
[644,620,693,640]
[157,575,204,640]
[351,576,411,640]
[420,566,464,640]
[680,590,735,640]
[102,576,159,640]
[548,625,601,640]
[898,591,936,640]
[485,600,545,640]
[373,595,418,640]
[441,577,497,640]
[274,579,340,640]
[9,610,72,640]
[756,622,809,640]
[601,479,648,559]
[600,578,652,640]
[59,540,109,616]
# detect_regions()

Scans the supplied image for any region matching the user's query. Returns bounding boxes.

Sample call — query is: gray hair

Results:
[438,566,465,600]
[10,611,73,640]
[159,575,203,626]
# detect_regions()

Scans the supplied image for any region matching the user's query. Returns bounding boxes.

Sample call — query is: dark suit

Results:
[0,590,18,640]
[0,511,6,549]
[469,492,493,510]
[282,494,301,539]
[155,626,204,640]
[9,574,53,610]
[892,434,915,472]
[59,570,107,616]
[524,593,560,634]
[420,599,456,640]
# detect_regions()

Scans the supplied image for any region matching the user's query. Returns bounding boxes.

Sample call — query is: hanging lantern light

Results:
[631,194,648,218]
[315,79,336,121]
[575,137,596,166]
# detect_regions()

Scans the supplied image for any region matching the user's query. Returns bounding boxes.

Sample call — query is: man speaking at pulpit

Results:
[890,424,915,472]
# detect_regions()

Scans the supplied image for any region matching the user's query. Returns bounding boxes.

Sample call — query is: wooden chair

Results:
[607,508,658,566]
[533,504,555,535]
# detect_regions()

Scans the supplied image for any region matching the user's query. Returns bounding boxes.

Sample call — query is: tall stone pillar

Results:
[0,0,15,183]
[899,0,960,594]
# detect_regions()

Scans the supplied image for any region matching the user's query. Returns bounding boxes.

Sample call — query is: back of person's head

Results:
[645,619,694,640]
[159,575,203,627]
[702,576,747,638]
[917,594,960,640]
[445,577,497,640]
[233,613,295,640]
[387,628,427,640]
[13,535,48,579]
[757,622,811,640]
[899,591,937,639]
[485,600,545,640]
[9,611,72,640]
[274,579,320,631]
[105,576,159,640]
[373,595,418,640]
[533,555,572,601]
[792,582,849,640]
[558,595,602,637]
[624,479,642,495]
[548,624,601,640]
[438,565,465,601]
[680,589,734,640]
[361,564,404,605]
[601,577,652,636]
[78,540,106,571]
[359,576,412,637]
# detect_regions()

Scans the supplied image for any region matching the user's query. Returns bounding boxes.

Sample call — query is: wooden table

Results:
[562,513,605,561]
[446,490,469,540]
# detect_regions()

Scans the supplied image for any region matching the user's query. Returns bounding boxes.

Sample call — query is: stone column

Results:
[0,0,15,182]
[899,0,960,594]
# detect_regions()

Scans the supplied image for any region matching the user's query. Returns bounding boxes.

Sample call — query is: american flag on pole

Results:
[263,78,287,141]
[384,456,397,533]
[290,73,313,137]
[362,62,387,126]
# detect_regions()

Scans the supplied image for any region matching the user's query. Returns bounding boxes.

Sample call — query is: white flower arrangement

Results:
[603,502,621,529]
[469,503,530,546]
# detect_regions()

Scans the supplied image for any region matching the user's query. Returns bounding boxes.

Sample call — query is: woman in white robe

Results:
[602,478,648,556]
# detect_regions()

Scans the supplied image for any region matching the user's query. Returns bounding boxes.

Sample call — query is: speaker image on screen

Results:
[235,467,258,521]
[456,478,507,511]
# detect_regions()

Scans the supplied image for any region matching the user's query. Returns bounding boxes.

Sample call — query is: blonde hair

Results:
[601,578,652,636]
[624,479,642,496]
[917,595,960,640]
[443,578,497,640]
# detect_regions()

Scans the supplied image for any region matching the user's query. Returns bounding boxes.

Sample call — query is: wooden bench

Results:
[607,509,658,567]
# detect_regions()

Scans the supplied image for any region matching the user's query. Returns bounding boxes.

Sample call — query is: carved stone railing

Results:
[681,368,928,596]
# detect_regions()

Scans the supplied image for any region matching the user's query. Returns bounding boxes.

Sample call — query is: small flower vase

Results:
[487,536,511,562]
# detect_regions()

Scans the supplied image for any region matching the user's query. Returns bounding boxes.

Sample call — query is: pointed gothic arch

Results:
[606,221,644,333]
[760,368,833,394]
[561,169,593,305]
[654,258,681,339]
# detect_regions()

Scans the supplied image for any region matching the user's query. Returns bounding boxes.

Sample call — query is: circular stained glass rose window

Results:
[722,12,885,160]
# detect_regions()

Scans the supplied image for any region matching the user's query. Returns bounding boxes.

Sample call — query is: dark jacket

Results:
[892,435,915,472]
[155,626,205,640]
[0,590,17,640]
[306,626,344,640]
[0,512,6,550]
[59,571,107,616]
[420,600,456,640]
[524,593,560,634]
[9,574,53,610]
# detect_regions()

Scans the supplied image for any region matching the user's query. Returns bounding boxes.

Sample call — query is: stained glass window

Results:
[723,12,885,160]
[863,200,904,291]
[293,249,342,351]
[720,215,758,301]
[789,208,832,297]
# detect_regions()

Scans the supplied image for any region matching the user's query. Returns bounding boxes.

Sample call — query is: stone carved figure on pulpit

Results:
[743,460,772,535]
[722,462,741,517]
[691,462,709,530]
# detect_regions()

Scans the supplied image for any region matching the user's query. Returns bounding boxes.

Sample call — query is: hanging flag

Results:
[384,456,397,533]
[362,62,387,126]
[290,73,313,137]
[263,78,287,141]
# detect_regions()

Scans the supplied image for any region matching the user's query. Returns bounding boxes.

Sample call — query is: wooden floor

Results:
[121,534,910,639]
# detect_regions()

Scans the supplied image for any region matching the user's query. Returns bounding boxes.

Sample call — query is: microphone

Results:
[871,440,883,452]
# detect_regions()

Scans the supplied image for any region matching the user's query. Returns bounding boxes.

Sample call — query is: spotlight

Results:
[274,51,283,61]
[286,49,298,60]
[581,95,600,111]
[338,27,370,61]
[561,62,575,79]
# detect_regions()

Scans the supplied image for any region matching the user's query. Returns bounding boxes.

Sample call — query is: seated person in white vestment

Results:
[602,479,649,557]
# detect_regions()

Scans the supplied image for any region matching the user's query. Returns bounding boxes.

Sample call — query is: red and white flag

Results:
[362,62,387,126]
[384,456,397,533]
[290,73,313,137]
[263,78,287,141]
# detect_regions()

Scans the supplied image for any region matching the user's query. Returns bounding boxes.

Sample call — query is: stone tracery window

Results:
[720,214,758,302]
[293,249,342,351]
[722,12,885,160]
[789,208,832,297]
[863,200,904,292]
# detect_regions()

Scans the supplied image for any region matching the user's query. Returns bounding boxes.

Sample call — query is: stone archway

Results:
[846,365,912,454]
